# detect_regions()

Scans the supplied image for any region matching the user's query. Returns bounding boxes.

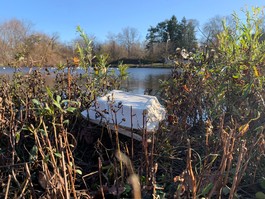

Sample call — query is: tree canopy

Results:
[145,15,198,60]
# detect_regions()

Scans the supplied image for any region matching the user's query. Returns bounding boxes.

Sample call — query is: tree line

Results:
[0,15,264,67]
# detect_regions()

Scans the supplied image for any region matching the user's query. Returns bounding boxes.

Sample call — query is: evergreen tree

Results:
[146,15,197,61]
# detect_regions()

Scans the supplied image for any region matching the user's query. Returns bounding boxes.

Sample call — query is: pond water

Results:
[122,67,171,94]
[0,66,172,95]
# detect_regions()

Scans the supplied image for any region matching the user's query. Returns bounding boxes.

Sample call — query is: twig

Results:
[63,130,77,199]
[187,139,197,199]
[4,175,12,199]
[9,109,22,191]
[224,129,236,186]
[98,157,105,199]
[229,140,247,199]
[24,163,37,199]
[152,163,158,199]
[82,171,99,190]
[0,161,38,169]
[18,164,31,199]
[59,135,70,199]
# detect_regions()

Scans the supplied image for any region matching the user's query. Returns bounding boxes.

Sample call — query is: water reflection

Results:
[122,68,171,94]
[0,66,172,95]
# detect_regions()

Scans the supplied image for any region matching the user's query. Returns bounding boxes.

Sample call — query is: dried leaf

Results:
[108,184,125,196]
[174,175,184,182]
[73,57,80,66]
[253,66,260,77]
[183,84,190,92]
[38,171,48,189]
[238,123,249,137]
[205,70,211,79]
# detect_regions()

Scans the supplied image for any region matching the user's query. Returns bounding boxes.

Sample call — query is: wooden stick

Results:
[4,175,11,199]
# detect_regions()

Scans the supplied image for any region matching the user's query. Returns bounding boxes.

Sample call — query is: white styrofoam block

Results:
[81,90,166,131]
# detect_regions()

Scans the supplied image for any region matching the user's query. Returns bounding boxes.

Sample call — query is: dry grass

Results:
[0,65,263,198]
[1,10,265,198]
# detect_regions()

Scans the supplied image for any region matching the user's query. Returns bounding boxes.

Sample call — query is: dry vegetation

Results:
[0,8,265,199]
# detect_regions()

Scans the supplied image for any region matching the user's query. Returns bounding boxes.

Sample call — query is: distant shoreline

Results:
[0,63,175,69]
[109,63,174,68]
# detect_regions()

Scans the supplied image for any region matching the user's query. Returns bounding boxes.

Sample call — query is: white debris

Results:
[81,90,166,132]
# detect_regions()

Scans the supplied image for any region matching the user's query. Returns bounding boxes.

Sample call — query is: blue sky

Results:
[1,0,264,43]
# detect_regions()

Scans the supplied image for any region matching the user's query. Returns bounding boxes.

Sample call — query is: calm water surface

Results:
[123,67,171,94]
[0,66,172,95]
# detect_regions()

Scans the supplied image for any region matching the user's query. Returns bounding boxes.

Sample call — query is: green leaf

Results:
[44,155,50,163]
[56,95,61,103]
[242,82,253,97]
[66,107,76,113]
[260,178,265,190]
[222,186,230,196]
[54,152,62,158]
[46,87,53,99]
[15,131,21,143]
[63,119,69,124]
[45,103,53,114]
[53,100,62,110]
[29,145,38,162]
[76,169,82,175]
[32,99,41,106]
[232,74,240,79]
[61,99,70,104]
[123,184,132,194]
[201,183,213,196]
[39,129,47,136]
[256,191,265,199]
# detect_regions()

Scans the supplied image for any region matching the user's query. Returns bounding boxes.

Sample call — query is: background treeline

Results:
[1,15,264,67]
[0,15,244,67]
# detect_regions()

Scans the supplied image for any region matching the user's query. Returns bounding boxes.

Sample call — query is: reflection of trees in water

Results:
[121,78,145,94]
[1,67,171,95]
[123,72,170,95]
[145,73,170,95]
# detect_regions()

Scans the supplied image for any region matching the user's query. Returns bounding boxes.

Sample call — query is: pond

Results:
[122,67,171,94]
[0,66,172,95]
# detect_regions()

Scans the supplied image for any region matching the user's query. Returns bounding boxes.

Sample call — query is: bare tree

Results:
[24,32,61,66]
[0,19,81,67]
[0,18,32,65]
[100,30,145,63]
[201,15,234,48]
[101,33,126,61]
[117,27,141,58]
